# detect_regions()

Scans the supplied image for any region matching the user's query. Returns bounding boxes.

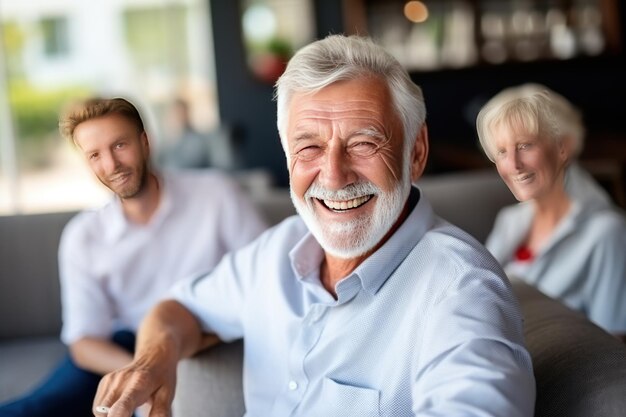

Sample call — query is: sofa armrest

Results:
[0,211,76,339]
[511,278,626,417]
[173,340,245,417]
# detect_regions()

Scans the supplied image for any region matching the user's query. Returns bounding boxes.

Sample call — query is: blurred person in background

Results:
[156,98,212,169]
[476,84,626,341]
[0,97,267,417]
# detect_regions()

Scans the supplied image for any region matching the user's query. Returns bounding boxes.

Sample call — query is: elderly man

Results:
[93,35,535,417]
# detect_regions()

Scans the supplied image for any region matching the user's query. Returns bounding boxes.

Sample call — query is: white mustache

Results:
[305,181,379,201]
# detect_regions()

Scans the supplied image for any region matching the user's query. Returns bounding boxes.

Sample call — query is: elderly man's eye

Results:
[295,146,323,161]
[349,141,378,157]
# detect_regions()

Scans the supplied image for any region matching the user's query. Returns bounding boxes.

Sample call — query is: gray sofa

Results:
[1,169,625,416]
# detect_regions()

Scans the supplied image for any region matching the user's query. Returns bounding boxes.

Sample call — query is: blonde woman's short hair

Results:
[476,84,584,161]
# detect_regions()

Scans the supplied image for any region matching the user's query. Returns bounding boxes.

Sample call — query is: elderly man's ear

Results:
[410,124,430,183]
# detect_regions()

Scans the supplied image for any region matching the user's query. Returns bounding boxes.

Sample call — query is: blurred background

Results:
[1,0,625,214]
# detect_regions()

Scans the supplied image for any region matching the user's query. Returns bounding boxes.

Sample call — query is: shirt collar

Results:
[289,186,435,297]
[103,171,172,243]
[103,196,128,242]
[509,199,583,259]
[536,200,582,257]
[354,187,433,295]
[290,233,325,280]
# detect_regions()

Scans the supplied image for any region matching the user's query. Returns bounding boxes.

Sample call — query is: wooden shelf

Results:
[343,0,622,72]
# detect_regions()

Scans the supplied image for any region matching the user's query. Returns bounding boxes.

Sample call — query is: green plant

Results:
[8,82,90,168]
[9,81,89,140]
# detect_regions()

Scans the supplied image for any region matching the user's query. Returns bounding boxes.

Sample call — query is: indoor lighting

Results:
[404,1,429,23]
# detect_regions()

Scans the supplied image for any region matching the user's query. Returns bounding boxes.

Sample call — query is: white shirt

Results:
[59,170,267,344]
[487,164,626,333]
[171,188,535,417]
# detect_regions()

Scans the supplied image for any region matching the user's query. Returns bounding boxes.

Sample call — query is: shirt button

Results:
[288,380,298,391]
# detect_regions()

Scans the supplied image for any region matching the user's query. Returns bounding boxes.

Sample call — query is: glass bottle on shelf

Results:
[361,0,615,71]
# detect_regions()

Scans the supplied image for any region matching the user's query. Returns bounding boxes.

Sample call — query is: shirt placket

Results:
[271,303,329,416]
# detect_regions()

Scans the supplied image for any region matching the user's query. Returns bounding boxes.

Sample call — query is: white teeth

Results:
[516,173,533,182]
[323,195,371,211]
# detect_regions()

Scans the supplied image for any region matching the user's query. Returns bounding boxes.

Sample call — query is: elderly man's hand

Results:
[90,301,216,416]
[92,352,177,417]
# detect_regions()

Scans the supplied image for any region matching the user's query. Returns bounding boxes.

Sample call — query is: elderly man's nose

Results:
[319,144,356,190]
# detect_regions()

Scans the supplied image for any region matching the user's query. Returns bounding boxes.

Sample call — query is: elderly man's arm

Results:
[412,272,536,416]
[92,300,219,417]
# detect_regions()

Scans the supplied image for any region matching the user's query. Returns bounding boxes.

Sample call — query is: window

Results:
[0,0,217,214]
[41,16,69,57]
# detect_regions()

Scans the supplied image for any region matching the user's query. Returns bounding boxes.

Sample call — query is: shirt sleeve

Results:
[59,216,115,344]
[412,269,536,417]
[584,214,626,333]
[169,228,269,342]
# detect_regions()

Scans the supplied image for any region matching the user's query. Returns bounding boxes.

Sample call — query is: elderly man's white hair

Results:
[274,35,426,162]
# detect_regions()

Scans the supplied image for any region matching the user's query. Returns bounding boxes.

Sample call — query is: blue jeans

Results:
[0,330,135,417]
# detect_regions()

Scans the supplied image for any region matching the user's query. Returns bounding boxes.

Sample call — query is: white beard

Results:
[291,167,411,259]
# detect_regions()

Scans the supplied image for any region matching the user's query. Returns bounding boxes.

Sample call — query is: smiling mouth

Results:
[109,172,131,184]
[515,173,534,182]
[318,194,373,212]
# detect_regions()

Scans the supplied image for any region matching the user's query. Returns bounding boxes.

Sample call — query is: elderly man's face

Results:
[286,77,415,258]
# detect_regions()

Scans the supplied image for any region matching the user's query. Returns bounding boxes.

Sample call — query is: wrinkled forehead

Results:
[288,79,393,127]
[288,98,389,123]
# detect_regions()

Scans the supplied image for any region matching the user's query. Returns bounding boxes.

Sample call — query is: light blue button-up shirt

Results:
[171,188,535,416]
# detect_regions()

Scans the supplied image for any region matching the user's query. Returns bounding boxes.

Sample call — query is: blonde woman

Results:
[476,84,626,340]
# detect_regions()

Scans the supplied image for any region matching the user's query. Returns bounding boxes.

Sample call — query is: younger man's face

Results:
[73,113,149,199]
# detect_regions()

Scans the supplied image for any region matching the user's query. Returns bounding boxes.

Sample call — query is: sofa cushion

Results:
[0,336,66,402]
[511,278,626,417]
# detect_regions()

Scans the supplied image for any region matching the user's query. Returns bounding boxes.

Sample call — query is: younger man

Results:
[0,97,267,416]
